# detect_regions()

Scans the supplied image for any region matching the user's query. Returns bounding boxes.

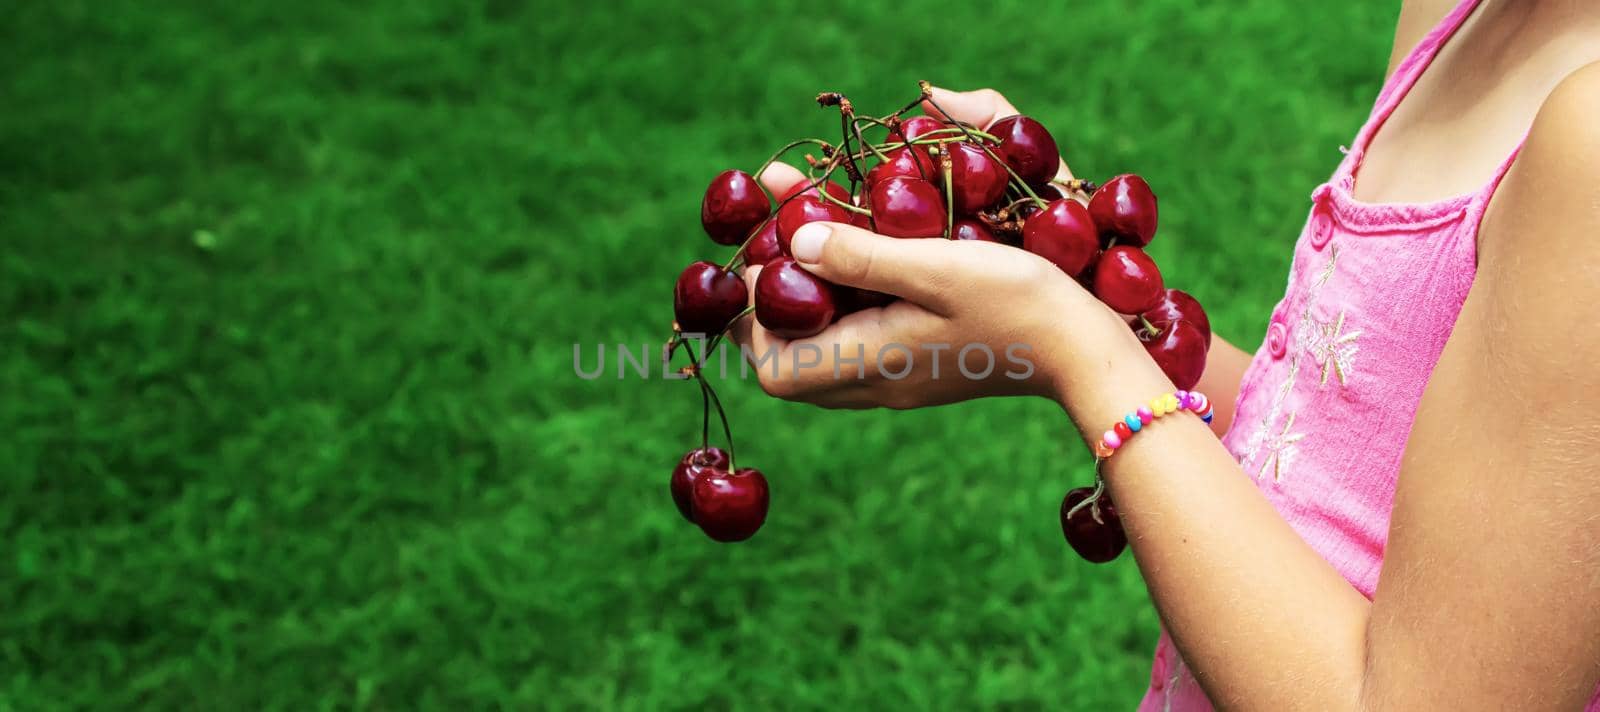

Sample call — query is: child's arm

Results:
[1065,66,1600,710]
[734,75,1600,709]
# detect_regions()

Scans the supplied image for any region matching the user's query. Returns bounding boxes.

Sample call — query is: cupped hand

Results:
[728,88,1142,409]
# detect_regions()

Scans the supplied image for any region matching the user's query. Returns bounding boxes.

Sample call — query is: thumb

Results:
[789,221,960,313]
[921,86,1019,130]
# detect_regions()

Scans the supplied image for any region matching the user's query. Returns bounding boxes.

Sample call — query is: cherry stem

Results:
[918,90,1047,209]
[1000,197,1036,216]
[1064,470,1108,525]
[1138,315,1161,337]
[892,91,925,118]
[817,187,872,215]
[1052,177,1099,196]
[698,367,711,447]
[752,138,833,201]
[916,127,1000,142]
[830,95,869,187]
[850,117,890,162]
[702,373,736,470]
[941,147,954,239]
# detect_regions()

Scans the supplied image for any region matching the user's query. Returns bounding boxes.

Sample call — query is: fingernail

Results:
[791,223,831,263]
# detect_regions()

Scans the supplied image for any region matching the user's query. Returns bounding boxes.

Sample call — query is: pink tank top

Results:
[1138,1,1600,708]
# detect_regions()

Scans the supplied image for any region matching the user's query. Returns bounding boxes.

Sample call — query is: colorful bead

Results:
[1094,441,1115,458]
[1150,398,1165,416]
[1114,421,1133,440]
[1124,414,1142,432]
[1202,412,1214,424]
[1175,390,1190,409]
[1189,393,1209,413]
[1163,394,1180,412]
[1103,430,1122,449]
[1137,407,1154,424]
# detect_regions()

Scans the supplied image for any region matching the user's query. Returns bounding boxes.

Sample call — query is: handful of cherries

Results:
[668,84,1210,557]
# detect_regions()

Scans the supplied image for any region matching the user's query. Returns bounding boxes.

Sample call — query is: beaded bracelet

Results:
[1092,390,1212,458]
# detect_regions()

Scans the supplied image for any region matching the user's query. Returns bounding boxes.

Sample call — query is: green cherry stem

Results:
[941,147,954,239]
[1137,315,1162,337]
[752,138,834,201]
[817,186,872,215]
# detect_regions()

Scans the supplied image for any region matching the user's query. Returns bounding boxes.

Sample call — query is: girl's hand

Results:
[733,216,1135,410]
[728,86,1157,410]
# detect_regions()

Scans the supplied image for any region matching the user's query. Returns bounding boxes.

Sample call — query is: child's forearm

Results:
[1048,323,1372,709]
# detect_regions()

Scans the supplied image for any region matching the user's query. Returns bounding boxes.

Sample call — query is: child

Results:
[733,0,1600,708]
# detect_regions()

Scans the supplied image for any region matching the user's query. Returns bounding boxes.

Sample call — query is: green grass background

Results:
[2,1,1397,708]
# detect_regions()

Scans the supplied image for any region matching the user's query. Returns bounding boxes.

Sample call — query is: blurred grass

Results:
[0,0,1396,708]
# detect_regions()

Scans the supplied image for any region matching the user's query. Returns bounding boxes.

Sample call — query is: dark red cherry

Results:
[1143,289,1211,347]
[869,176,946,238]
[1091,246,1164,313]
[946,142,1008,214]
[776,195,850,256]
[693,467,770,542]
[1023,199,1099,277]
[754,257,837,338]
[778,179,852,205]
[671,446,729,522]
[866,146,938,188]
[1138,319,1207,390]
[989,115,1060,186]
[952,218,1000,242]
[1088,174,1158,247]
[1060,487,1126,563]
[674,261,748,335]
[701,170,771,246]
[895,115,947,142]
[742,218,783,267]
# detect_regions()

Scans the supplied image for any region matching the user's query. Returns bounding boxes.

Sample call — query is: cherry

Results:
[895,115,947,142]
[701,170,771,246]
[776,195,850,255]
[989,115,1060,186]
[1088,174,1158,247]
[866,146,938,188]
[952,218,1000,242]
[671,446,729,522]
[1023,199,1100,277]
[1138,319,1208,390]
[1060,487,1127,563]
[674,261,748,335]
[741,219,783,267]
[692,466,770,542]
[779,179,852,205]
[946,141,1009,214]
[869,176,946,238]
[755,257,837,338]
[1091,246,1164,313]
[1144,289,1211,347]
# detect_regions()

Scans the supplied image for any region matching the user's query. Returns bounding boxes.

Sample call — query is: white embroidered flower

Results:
[1300,310,1362,387]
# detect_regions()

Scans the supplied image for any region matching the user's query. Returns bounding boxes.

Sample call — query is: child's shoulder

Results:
[1527,62,1600,158]
[1480,61,1600,263]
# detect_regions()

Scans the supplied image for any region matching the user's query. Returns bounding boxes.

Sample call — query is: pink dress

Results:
[1137,0,1600,708]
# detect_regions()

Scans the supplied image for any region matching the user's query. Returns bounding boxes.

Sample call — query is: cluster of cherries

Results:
[668,85,1211,554]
